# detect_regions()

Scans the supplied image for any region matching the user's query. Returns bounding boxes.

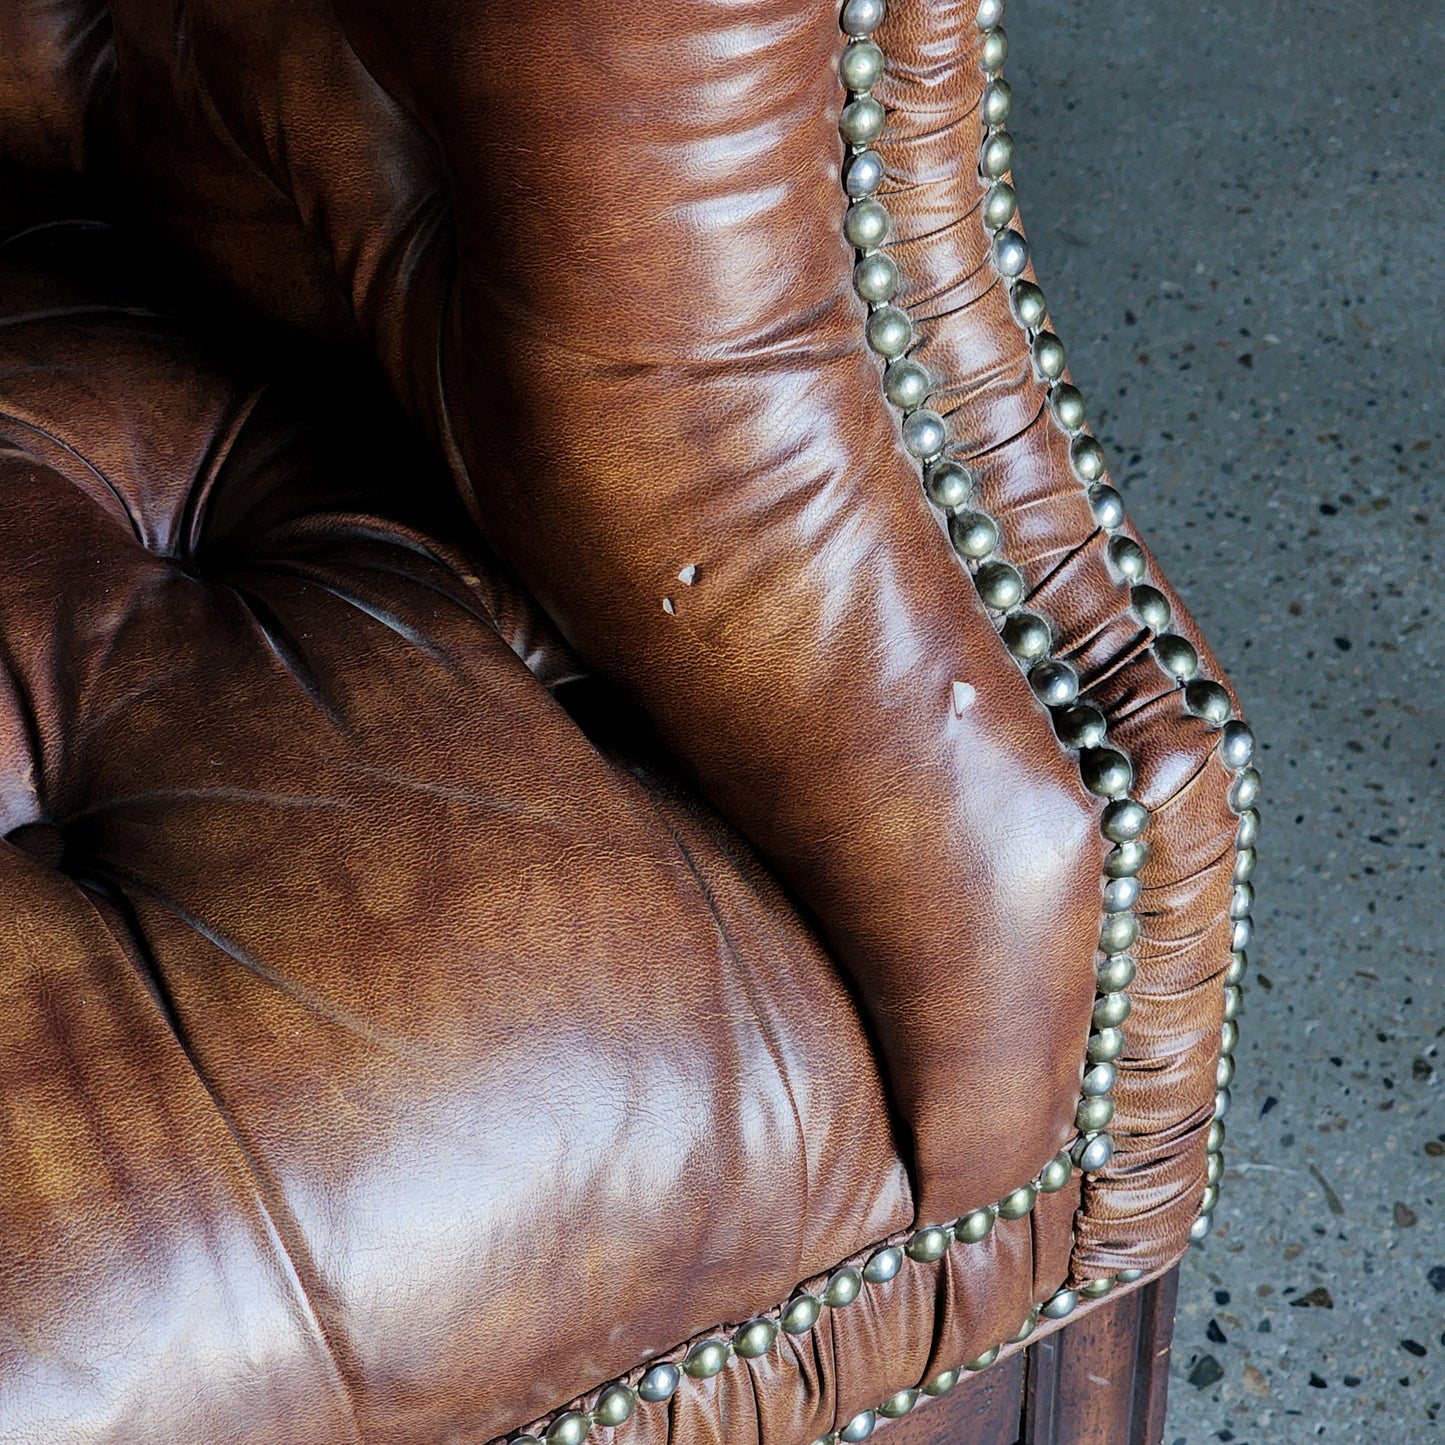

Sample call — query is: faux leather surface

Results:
[0,222,923,1442]
[0,0,1249,1439]
[100,0,1106,1227]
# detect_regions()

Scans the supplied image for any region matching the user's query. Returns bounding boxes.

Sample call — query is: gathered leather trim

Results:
[489,1185,1188,1445]
[833,0,1253,1282]
[481,3,1253,1442]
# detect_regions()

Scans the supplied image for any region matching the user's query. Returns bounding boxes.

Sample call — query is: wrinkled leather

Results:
[100,0,1103,1226]
[862,0,1244,1275]
[571,1182,1084,1445]
[0,0,1248,1439]
[0,222,922,1442]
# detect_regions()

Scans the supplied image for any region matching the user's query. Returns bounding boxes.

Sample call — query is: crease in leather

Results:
[90,863,439,1068]
[1104,677,1187,730]
[169,0,343,299]
[1151,744,1236,822]
[1024,538,1113,625]
[0,300,165,330]
[462,278,867,373]
[885,207,982,263]
[955,392,1049,466]
[928,352,1033,412]
[0,629,46,831]
[73,871,369,1445]
[1075,633,1163,707]
[217,575,352,729]
[252,513,544,661]
[1142,843,1239,895]
[175,379,268,559]
[62,781,348,825]
[0,405,145,543]
[282,547,488,650]
[931,368,1043,441]
[649,802,814,1271]
[910,266,1007,332]
[1129,919,1219,967]
[233,556,461,672]
[0,216,118,254]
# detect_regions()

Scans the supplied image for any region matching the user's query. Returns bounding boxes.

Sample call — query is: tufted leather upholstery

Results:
[0,2,1248,1442]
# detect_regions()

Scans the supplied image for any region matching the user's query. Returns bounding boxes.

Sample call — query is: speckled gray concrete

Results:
[1006,1,1443,1439]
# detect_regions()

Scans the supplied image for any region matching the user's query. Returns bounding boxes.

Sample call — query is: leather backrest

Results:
[4,0,1245,1251]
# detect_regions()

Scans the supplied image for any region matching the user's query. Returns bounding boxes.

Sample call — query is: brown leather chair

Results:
[0,2,1256,1442]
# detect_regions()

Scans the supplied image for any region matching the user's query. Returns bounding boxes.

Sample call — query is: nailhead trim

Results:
[842,0,1130,1198]
[509,1202,1097,1445]
[958,0,1254,1248]
[495,8,1245,1442]
[841,0,1253,1264]
[1192,714,1256,1244]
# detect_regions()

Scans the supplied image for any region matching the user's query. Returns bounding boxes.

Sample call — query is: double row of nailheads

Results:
[969,0,1257,1249]
[844,0,1257,1282]
[1193,736,1258,1242]
[843,0,1128,1210]
[966,0,1258,1249]
[507,1182,1116,1445]
[497,8,1253,1445]
[840,15,1154,1401]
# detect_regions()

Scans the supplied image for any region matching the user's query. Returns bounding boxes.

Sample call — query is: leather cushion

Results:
[98,0,1108,1223]
[0,216,927,1444]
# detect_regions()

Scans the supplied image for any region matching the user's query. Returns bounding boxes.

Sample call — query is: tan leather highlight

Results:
[0,236,909,1441]
[0,0,1250,1438]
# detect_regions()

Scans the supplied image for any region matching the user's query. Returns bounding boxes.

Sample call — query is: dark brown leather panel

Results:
[0,0,114,175]
[0,238,912,1443]
[103,0,363,350]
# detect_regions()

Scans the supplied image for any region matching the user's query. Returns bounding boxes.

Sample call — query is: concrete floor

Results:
[1007,1,1444,1439]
